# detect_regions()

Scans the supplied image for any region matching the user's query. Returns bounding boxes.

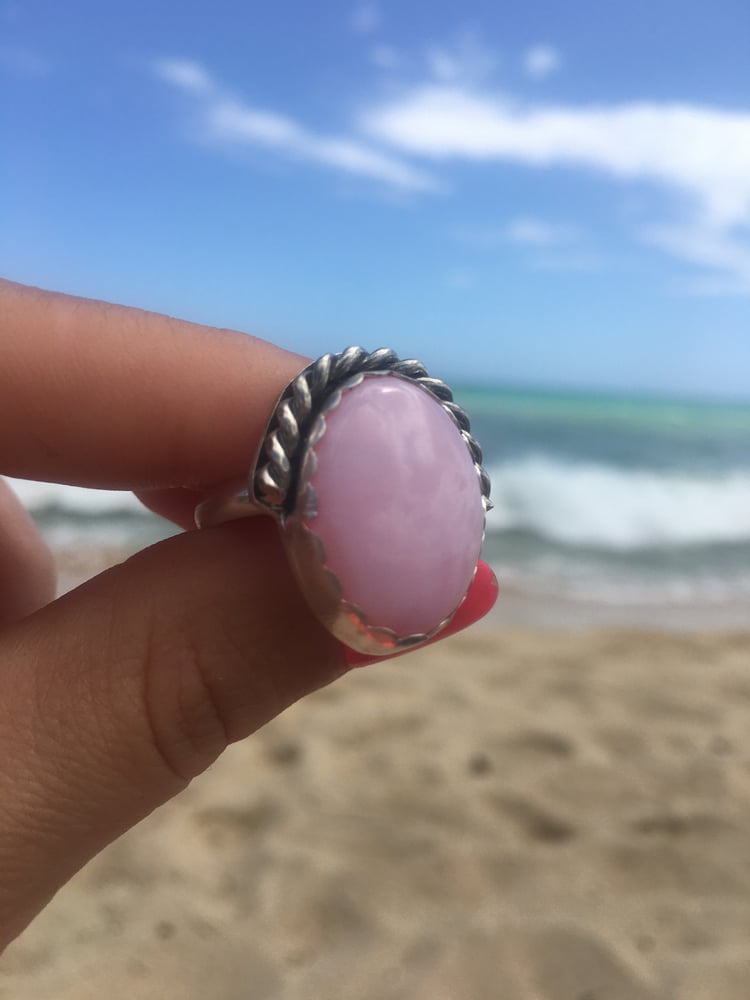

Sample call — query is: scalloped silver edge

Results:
[281,371,487,657]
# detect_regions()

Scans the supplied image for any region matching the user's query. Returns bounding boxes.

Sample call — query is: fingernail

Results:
[343,559,498,669]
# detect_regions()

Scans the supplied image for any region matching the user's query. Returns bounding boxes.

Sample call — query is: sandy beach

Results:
[1,550,750,999]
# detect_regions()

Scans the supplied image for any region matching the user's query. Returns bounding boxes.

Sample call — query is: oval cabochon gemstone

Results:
[303,373,485,638]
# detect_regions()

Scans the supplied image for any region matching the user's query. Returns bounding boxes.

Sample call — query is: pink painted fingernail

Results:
[342,559,498,669]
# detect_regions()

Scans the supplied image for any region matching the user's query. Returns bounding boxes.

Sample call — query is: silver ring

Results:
[195,347,492,656]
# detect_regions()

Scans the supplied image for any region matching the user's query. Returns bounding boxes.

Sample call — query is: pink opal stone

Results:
[304,373,485,637]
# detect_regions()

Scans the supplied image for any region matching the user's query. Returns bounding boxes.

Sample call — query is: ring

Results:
[195,347,492,656]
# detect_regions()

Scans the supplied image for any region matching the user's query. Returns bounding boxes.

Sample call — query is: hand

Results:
[0,280,496,948]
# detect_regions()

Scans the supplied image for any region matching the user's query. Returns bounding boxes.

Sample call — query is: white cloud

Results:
[642,221,750,295]
[208,101,301,147]
[523,44,561,81]
[361,84,750,290]
[351,3,380,34]
[152,57,439,193]
[458,217,600,271]
[504,217,574,246]
[208,99,439,190]
[149,51,750,292]
[360,86,750,225]
[458,217,578,247]
[152,57,214,95]
[426,32,497,84]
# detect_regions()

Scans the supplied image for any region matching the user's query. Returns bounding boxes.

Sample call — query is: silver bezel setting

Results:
[252,348,492,657]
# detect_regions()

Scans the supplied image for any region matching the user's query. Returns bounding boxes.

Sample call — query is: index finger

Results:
[0,280,307,490]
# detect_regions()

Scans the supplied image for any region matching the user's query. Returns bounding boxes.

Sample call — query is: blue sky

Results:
[2,0,749,398]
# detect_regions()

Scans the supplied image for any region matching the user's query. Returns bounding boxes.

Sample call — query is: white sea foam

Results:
[485,455,750,549]
[8,457,750,551]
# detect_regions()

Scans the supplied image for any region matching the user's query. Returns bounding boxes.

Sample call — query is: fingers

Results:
[0,478,56,627]
[0,519,344,947]
[0,280,306,490]
[343,559,499,668]
[134,487,207,530]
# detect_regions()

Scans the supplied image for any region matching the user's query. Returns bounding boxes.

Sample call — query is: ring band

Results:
[195,347,491,656]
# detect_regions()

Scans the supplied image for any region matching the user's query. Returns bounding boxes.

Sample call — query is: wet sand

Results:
[1,551,749,998]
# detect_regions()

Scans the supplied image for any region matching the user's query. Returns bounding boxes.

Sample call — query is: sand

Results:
[2,592,750,999]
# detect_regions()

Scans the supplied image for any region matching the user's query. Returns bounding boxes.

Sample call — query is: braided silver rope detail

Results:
[254,346,492,515]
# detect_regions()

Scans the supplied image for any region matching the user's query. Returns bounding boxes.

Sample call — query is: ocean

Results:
[7,384,750,623]
[464,386,750,615]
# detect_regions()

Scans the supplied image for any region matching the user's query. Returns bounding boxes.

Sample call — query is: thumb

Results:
[0,518,344,947]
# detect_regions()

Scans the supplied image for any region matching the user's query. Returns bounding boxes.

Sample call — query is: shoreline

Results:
[486,588,750,634]
[54,543,750,635]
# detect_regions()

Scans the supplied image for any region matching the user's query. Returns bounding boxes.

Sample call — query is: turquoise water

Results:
[455,385,750,606]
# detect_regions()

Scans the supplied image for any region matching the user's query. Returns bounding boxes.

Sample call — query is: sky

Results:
[2,0,750,399]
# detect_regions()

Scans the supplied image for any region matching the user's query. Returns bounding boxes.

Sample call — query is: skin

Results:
[0,280,495,949]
